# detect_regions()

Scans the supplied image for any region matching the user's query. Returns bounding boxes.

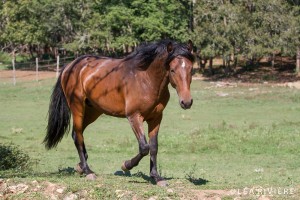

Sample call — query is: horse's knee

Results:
[139,144,150,156]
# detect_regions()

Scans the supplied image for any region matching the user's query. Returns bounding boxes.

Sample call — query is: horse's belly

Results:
[87,89,126,117]
[98,98,126,117]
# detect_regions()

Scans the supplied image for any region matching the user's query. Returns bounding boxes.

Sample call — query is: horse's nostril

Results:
[180,100,185,106]
[180,99,193,109]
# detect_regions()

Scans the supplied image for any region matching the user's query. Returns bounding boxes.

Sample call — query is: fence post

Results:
[12,59,16,85]
[36,57,39,82]
[56,55,60,78]
[297,47,300,76]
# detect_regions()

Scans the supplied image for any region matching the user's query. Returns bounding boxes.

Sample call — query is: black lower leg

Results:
[149,135,163,182]
[83,141,88,160]
[124,136,149,170]
[75,142,94,174]
[73,131,93,175]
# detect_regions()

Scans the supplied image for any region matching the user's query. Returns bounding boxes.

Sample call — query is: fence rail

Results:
[6,56,76,85]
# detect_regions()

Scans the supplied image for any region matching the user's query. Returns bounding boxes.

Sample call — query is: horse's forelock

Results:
[166,43,195,66]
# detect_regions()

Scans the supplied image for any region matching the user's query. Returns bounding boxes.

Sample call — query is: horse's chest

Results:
[141,91,170,118]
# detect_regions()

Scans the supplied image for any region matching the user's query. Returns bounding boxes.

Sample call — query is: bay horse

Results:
[44,40,195,186]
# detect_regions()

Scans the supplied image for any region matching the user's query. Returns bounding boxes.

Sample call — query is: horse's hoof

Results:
[75,163,83,175]
[121,162,129,172]
[86,173,97,180]
[157,180,168,187]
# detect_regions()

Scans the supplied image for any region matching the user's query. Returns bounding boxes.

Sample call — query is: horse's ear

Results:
[187,40,193,52]
[167,42,173,53]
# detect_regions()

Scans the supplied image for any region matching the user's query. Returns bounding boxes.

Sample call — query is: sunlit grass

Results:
[0,78,300,199]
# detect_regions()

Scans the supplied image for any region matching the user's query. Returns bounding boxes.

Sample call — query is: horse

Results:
[43,39,195,186]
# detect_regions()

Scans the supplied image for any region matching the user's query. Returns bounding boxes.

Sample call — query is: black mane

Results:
[124,40,194,69]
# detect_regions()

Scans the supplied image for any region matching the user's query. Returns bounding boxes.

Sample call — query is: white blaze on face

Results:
[181,60,186,68]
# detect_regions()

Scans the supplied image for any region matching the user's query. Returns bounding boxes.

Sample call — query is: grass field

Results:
[0,77,300,199]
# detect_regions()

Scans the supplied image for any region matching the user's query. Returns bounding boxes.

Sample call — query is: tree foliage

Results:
[0,0,299,67]
[193,0,299,66]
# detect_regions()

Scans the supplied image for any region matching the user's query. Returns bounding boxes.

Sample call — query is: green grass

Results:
[0,79,300,199]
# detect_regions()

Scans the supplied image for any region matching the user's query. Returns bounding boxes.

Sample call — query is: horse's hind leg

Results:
[72,128,93,176]
[73,106,102,179]
[71,103,101,180]
[122,114,149,171]
[72,118,96,180]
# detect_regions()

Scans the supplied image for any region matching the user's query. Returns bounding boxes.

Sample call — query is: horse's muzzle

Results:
[180,98,193,109]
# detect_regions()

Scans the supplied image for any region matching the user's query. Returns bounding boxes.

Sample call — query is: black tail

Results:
[44,73,71,149]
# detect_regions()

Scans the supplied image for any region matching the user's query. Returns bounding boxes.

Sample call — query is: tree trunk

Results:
[195,55,201,71]
[224,55,231,75]
[198,56,207,73]
[29,45,34,59]
[272,52,275,68]
[208,57,214,75]
[232,52,237,69]
[297,47,300,75]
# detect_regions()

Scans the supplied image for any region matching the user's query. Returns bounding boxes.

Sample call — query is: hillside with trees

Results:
[0,0,299,76]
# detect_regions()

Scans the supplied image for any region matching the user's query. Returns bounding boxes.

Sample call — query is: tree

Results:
[1,0,298,73]
[0,0,45,56]
[193,0,300,73]
[132,0,190,42]
[284,0,300,74]
[193,0,245,73]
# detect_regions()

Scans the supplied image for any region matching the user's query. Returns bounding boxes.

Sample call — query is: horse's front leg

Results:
[147,114,168,187]
[122,114,149,171]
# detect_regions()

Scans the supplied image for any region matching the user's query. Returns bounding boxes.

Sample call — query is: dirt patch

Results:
[2,67,300,90]
[0,179,80,200]
[1,178,298,200]
[0,70,56,83]
[279,81,300,89]
[0,178,233,199]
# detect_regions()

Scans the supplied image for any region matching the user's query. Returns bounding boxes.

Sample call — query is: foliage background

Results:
[0,0,299,60]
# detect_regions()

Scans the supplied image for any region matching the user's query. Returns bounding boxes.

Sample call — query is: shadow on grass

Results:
[184,163,209,186]
[186,177,209,186]
[0,166,78,179]
[114,170,132,177]
[114,170,173,185]
[1,167,182,186]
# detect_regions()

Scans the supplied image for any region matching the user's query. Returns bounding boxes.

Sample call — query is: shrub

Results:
[0,143,31,170]
[0,52,11,63]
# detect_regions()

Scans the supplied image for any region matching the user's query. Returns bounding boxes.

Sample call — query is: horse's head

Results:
[167,40,194,109]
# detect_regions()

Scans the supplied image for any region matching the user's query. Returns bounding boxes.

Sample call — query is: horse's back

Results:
[62,55,128,117]
[60,54,170,119]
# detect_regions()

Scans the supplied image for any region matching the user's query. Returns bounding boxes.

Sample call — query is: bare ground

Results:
[0,70,56,83]
[2,178,298,199]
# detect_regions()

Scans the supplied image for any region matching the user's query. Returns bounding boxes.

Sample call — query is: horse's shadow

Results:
[114,170,175,185]
[1,167,208,187]
[186,177,209,185]
[114,170,209,186]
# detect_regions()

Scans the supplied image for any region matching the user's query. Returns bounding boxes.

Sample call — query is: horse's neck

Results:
[145,59,170,94]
